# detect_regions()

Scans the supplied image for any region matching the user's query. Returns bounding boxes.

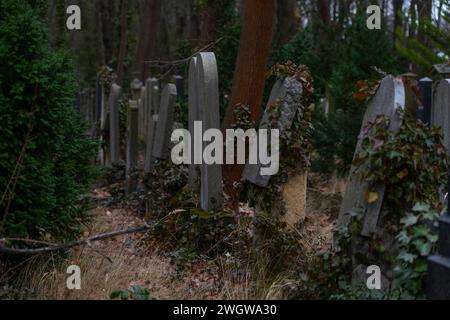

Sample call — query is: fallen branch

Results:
[0,225,150,256]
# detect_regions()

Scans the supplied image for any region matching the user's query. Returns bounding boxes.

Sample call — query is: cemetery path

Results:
[25,174,341,300]
[32,186,223,300]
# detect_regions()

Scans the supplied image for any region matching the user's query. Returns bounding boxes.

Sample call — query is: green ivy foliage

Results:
[0,0,97,241]
[297,111,447,299]
[273,14,405,175]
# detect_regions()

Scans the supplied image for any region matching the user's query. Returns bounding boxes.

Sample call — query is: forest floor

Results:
[3,174,343,300]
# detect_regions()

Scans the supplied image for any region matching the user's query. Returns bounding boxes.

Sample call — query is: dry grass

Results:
[3,174,342,300]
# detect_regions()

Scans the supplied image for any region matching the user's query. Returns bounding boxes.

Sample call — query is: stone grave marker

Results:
[195,52,222,211]
[152,83,178,160]
[338,76,406,237]
[242,77,307,227]
[126,100,139,194]
[431,80,450,153]
[427,79,450,299]
[139,86,147,142]
[188,57,200,189]
[109,83,122,164]
[144,78,160,174]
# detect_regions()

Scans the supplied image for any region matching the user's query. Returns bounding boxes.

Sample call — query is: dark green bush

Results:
[0,0,97,241]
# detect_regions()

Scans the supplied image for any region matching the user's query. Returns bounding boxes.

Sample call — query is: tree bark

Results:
[135,0,160,81]
[116,0,128,86]
[199,1,217,46]
[222,0,275,208]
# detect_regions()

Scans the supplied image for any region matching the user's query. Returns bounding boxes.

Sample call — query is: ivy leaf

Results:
[110,290,122,300]
[398,251,417,263]
[396,168,409,179]
[400,214,418,227]
[396,230,411,244]
[365,191,379,204]
[414,239,432,256]
[412,225,430,238]
[412,203,430,212]
[414,260,427,273]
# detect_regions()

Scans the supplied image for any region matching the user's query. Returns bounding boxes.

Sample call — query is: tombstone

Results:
[419,77,433,126]
[195,52,222,211]
[338,76,406,236]
[243,77,307,227]
[139,86,147,142]
[109,83,122,164]
[188,57,200,189]
[99,82,110,166]
[152,84,177,160]
[243,77,301,187]
[173,75,185,99]
[431,64,450,83]
[428,79,450,299]
[126,100,139,194]
[131,78,143,101]
[431,80,450,153]
[144,78,160,174]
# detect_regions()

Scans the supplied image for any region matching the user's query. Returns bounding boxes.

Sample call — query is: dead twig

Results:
[0,225,150,256]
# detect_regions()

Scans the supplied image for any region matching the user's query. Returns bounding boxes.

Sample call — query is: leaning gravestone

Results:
[190,52,222,211]
[243,77,307,227]
[427,79,450,299]
[152,84,178,160]
[109,83,122,164]
[338,76,405,236]
[337,76,406,293]
[431,80,450,154]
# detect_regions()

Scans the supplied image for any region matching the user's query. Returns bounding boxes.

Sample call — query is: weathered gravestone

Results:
[126,100,139,194]
[144,78,160,174]
[173,75,185,99]
[152,83,177,160]
[99,83,110,166]
[243,77,307,227]
[109,83,122,164]
[188,57,200,189]
[338,76,406,237]
[336,76,406,293]
[431,80,450,153]
[187,53,222,211]
[139,86,147,142]
[427,79,450,300]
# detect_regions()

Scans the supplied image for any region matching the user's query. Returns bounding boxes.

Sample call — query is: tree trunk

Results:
[134,0,160,81]
[199,1,216,46]
[116,0,128,86]
[222,0,275,209]
[318,0,330,25]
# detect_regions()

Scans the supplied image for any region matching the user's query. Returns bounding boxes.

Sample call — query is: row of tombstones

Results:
[77,53,309,222]
[337,64,450,299]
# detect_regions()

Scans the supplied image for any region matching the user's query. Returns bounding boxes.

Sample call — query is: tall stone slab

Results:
[109,83,122,164]
[188,57,200,189]
[144,78,160,174]
[196,52,222,211]
[338,76,406,236]
[139,86,147,142]
[152,84,177,160]
[126,100,139,194]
